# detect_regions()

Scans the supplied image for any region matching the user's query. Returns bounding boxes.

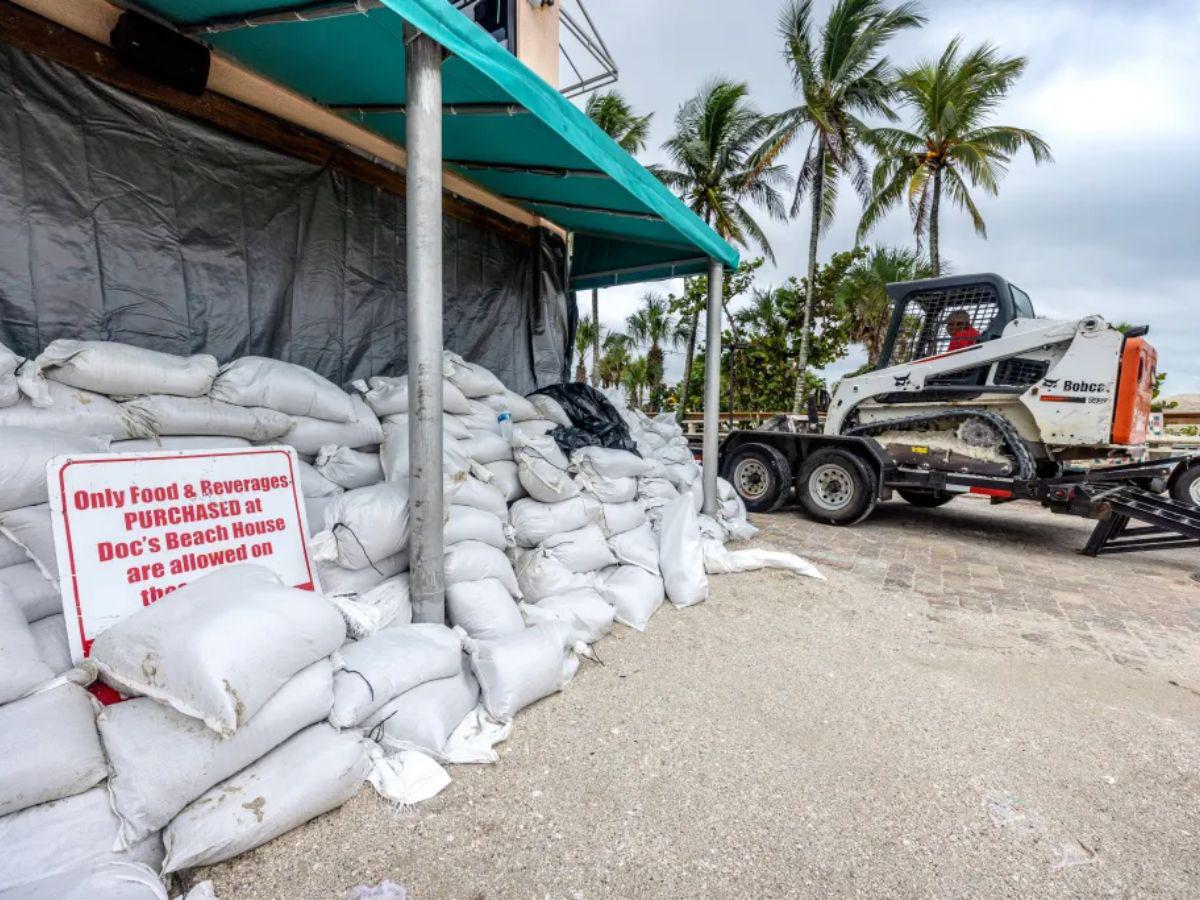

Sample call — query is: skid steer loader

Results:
[719,273,1200,556]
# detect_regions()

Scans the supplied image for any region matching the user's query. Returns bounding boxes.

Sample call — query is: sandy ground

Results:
[180,497,1200,899]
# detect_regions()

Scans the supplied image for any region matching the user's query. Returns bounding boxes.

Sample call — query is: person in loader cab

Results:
[945,310,981,351]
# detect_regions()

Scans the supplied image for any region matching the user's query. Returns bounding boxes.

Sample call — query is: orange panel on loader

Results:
[1112,337,1156,445]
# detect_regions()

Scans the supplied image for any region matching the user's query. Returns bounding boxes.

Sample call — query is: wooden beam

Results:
[1,0,564,240]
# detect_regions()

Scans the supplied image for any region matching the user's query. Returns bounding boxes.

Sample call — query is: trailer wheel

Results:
[897,488,955,508]
[796,448,877,525]
[722,443,792,513]
[1170,463,1200,507]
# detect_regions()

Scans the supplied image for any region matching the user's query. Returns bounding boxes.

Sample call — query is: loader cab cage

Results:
[875,273,1033,371]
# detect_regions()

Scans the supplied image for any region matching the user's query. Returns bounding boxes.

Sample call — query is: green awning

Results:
[133,0,739,289]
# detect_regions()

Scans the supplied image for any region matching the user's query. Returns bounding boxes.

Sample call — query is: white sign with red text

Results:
[48,446,319,663]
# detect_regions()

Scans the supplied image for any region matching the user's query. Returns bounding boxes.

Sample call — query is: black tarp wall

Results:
[0,43,572,392]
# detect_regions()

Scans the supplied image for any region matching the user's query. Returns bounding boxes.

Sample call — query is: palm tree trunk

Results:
[678,308,699,422]
[791,143,825,414]
[930,168,941,276]
[590,288,600,387]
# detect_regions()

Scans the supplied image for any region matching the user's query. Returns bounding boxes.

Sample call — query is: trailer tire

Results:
[897,488,955,508]
[1169,463,1200,508]
[722,443,792,513]
[796,448,877,525]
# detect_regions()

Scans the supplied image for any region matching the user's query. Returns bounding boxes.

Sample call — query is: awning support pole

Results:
[406,30,445,624]
[702,258,724,515]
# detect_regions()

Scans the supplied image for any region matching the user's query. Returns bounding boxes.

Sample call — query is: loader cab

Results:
[875,273,1032,373]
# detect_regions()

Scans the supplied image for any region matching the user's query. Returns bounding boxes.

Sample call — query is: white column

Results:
[406,31,445,624]
[702,258,724,515]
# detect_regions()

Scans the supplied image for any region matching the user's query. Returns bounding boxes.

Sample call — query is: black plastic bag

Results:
[529,384,640,455]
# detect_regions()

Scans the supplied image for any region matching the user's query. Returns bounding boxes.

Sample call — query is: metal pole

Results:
[702,258,723,515]
[406,30,445,624]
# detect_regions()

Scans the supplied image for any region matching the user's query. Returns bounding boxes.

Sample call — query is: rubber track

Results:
[845,407,1036,481]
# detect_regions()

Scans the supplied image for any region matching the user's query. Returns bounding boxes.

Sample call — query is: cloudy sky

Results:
[574,0,1200,397]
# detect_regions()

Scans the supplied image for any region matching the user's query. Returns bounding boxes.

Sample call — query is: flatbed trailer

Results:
[718,429,1200,557]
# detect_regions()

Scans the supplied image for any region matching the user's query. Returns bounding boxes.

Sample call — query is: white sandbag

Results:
[161,723,369,873]
[639,474,680,501]
[0,788,164,894]
[460,429,513,464]
[0,533,26,569]
[121,395,293,441]
[701,539,825,579]
[0,429,109,512]
[111,435,252,452]
[30,340,217,398]
[443,541,520,598]
[0,379,146,437]
[98,659,332,851]
[441,413,472,440]
[665,460,702,492]
[596,564,664,632]
[212,356,355,422]
[380,418,474,482]
[298,460,344,499]
[0,562,59,622]
[443,351,505,399]
[366,749,452,806]
[315,445,384,490]
[513,433,578,504]
[0,373,15,408]
[509,495,600,548]
[362,660,479,757]
[326,574,411,639]
[30,614,72,675]
[608,521,661,575]
[279,395,382,455]
[658,494,708,608]
[353,374,471,417]
[0,504,57,581]
[464,624,578,721]
[475,389,540,423]
[0,589,53,704]
[458,400,503,435]
[316,552,407,597]
[450,475,510,518]
[542,523,617,574]
[599,501,647,536]
[88,565,345,738]
[329,625,462,728]
[0,682,105,817]
[446,578,524,640]
[571,446,653,480]
[513,419,557,439]
[444,505,509,550]
[311,482,410,570]
[305,494,334,537]
[528,393,572,428]
[0,340,20,377]
[514,547,595,602]
[658,442,695,466]
[521,590,615,645]
[576,473,638,504]
[4,862,169,900]
[648,413,684,440]
[482,459,526,502]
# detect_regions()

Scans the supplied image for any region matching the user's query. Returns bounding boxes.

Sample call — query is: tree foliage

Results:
[584,90,653,154]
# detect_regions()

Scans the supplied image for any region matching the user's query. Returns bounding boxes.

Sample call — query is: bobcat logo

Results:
[893,373,912,388]
[1042,377,1060,390]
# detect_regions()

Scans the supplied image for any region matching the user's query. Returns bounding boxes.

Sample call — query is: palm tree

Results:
[857,39,1053,274]
[599,333,632,388]
[626,293,681,400]
[656,79,790,417]
[585,90,653,154]
[622,357,650,409]
[835,246,934,366]
[573,316,601,383]
[585,91,653,387]
[765,0,925,413]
